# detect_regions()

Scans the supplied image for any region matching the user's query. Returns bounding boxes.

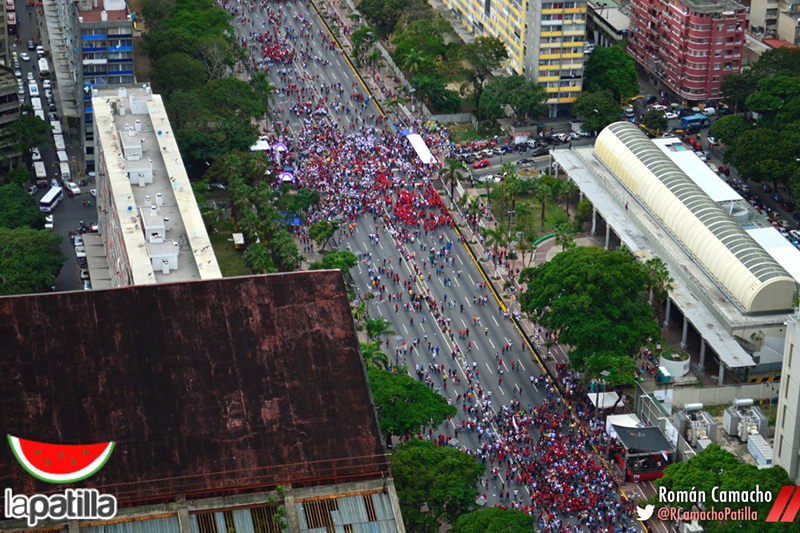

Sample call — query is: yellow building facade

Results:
[442,0,588,116]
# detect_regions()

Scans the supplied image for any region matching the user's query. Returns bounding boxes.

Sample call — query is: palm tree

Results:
[517,238,533,268]
[360,341,389,370]
[400,48,427,76]
[365,317,395,341]
[482,225,508,252]
[645,257,674,321]
[352,302,367,323]
[531,179,552,231]
[562,180,579,220]
[554,222,577,250]
[366,50,383,69]
[250,72,274,128]
[442,158,465,207]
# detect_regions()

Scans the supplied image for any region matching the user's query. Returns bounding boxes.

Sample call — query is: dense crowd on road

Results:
[220,0,641,529]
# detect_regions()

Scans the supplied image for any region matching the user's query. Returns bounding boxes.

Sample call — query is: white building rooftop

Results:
[92,85,221,285]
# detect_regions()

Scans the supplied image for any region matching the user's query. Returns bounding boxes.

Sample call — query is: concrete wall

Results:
[431,113,474,124]
[660,381,782,409]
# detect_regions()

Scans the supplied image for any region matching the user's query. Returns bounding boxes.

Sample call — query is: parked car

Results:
[50,179,59,189]
[27,40,35,51]
[740,183,750,192]
[19,53,30,62]
[27,185,38,196]
[516,158,535,167]
[47,111,58,122]
[770,192,782,202]
[664,112,679,120]
[473,159,490,169]
[761,183,772,192]
[42,79,51,89]
[36,45,45,58]
[75,246,87,259]
[651,103,668,111]
[26,72,34,82]
[83,280,92,290]
[79,269,90,281]
[718,165,731,176]
[532,147,550,157]
[492,147,505,156]
[66,182,81,196]
[44,215,53,231]
[707,136,719,146]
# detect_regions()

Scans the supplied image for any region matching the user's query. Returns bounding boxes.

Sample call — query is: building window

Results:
[484,0,491,16]
[715,50,721,57]
[714,63,720,70]
[779,436,783,458]
[782,406,787,429]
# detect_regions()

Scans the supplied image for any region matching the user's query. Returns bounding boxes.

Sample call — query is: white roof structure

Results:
[652,138,741,202]
[406,133,436,165]
[250,135,271,152]
[596,122,795,315]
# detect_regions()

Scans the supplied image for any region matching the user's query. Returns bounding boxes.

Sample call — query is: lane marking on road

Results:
[468,273,475,285]
[492,316,499,327]
[379,240,383,250]
[488,339,495,349]
[465,295,472,307]
[498,386,505,395]
[457,255,464,265]
[377,306,383,316]
[461,318,467,328]
[402,324,408,334]
[485,363,493,374]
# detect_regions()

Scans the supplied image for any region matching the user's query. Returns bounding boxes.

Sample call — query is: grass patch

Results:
[209,229,251,277]
[704,404,726,417]
[485,198,568,236]
[447,122,503,144]
[661,349,689,361]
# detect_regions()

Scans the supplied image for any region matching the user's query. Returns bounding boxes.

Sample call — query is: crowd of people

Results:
[219,0,643,530]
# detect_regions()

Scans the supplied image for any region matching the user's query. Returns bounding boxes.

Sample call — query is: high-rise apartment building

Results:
[0,0,20,163]
[627,0,746,102]
[442,0,588,116]
[775,316,800,485]
[53,0,133,175]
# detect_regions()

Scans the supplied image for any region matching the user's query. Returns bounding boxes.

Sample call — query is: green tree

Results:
[519,246,659,369]
[562,179,579,220]
[725,129,798,189]
[365,317,395,340]
[477,84,506,121]
[653,444,792,533]
[360,341,389,369]
[400,48,431,76]
[0,184,46,229]
[575,197,593,228]
[531,174,559,230]
[641,109,668,134]
[367,368,456,444]
[453,508,534,533]
[308,219,340,252]
[553,222,576,250]
[645,256,674,320]
[317,250,359,273]
[6,115,52,171]
[153,52,208,96]
[709,114,750,146]
[574,90,620,135]
[250,71,275,126]
[583,45,640,102]
[391,439,483,533]
[0,227,64,295]
[244,242,277,274]
[351,25,377,65]
[441,158,466,206]
[460,37,508,110]
[412,75,461,113]
[4,166,31,187]
[358,0,404,37]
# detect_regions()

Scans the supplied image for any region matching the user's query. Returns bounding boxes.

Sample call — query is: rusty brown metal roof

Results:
[0,272,387,506]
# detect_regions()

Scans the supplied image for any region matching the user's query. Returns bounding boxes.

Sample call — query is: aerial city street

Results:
[2,0,800,532]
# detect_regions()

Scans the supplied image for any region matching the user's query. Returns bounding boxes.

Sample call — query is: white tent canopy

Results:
[406,133,436,165]
[588,391,621,410]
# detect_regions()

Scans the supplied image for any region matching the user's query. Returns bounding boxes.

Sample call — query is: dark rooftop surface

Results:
[0,272,387,506]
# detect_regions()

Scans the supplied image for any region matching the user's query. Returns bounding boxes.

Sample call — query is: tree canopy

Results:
[582,45,640,102]
[452,507,535,533]
[479,75,547,122]
[519,246,659,377]
[460,37,508,111]
[653,444,793,533]
[573,90,621,135]
[0,227,64,295]
[367,367,456,444]
[391,439,483,533]
[153,52,208,96]
[641,109,668,134]
[312,250,359,273]
[0,184,46,230]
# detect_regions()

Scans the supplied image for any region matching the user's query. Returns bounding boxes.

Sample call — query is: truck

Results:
[33,161,47,187]
[38,58,50,78]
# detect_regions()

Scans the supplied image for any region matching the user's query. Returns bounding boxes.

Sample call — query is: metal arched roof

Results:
[595,122,795,314]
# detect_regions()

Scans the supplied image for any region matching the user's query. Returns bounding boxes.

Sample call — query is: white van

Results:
[702,107,716,116]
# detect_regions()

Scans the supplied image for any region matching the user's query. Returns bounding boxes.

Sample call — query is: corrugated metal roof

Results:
[0,272,388,506]
[297,493,397,533]
[85,516,182,533]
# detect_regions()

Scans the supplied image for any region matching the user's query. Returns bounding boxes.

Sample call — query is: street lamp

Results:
[410,87,416,113]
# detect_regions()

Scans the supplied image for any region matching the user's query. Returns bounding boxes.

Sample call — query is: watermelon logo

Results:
[7,435,115,484]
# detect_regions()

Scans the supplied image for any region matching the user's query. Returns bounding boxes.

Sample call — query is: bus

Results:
[38,59,50,79]
[33,161,48,187]
[6,11,16,35]
[54,134,65,151]
[56,150,68,164]
[31,98,42,112]
[29,83,39,98]
[51,120,62,135]
[60,162,71,183]
[34,109,46,121]
[680,114,710,131]
[39,186,63,213]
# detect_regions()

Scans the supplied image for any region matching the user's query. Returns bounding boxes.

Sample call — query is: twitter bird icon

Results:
[636,505,655,521]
